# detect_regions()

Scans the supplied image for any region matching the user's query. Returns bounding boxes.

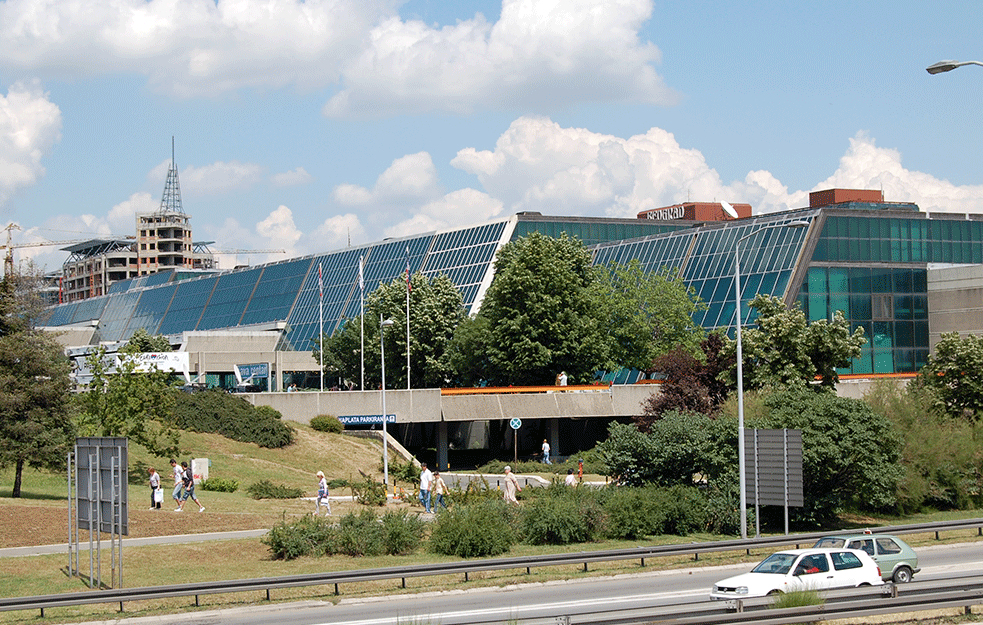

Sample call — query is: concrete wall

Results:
[928,265,983,350]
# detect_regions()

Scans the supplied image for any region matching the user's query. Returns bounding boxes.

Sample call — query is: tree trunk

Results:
[12,458,23,498]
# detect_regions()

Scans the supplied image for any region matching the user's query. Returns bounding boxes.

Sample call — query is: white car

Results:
[710,548,883,600]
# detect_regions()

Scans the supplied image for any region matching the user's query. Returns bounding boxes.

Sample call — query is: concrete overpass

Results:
[243,384,657,471]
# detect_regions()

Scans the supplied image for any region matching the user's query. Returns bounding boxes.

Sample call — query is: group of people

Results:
[148,460,204,512]
[417,463,448,513]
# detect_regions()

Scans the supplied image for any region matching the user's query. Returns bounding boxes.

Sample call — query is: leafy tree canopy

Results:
[469,232,609,385]
[725,294,866,389]
[916,332,983,420]
[121,328,172,353]
[316,272,465,389]
[593,259,706,371]
[0,272,76,497]
[75,347,180,458]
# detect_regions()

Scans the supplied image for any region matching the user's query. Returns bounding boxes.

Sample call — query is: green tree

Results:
[594,260,706,370]
[76,347,180,457]
[0,274,75,498]
[316,273,465,389]
[916,332,983,419]
[121,328,172,353]
[475,232,609,385]
[751,385,904,525]
[726,294,866,389]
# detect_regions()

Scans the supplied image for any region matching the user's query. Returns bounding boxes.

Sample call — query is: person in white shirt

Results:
[565,468,577,487]
[314,470,331,516]
[419,463,434,513]
[541,439,551,464]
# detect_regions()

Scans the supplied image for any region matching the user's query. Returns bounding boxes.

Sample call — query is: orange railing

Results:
[440,383,611,395]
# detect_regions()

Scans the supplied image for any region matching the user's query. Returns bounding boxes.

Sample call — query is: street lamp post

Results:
[734,221,810,539]
[927,60,983,74]
[380,317,395,494]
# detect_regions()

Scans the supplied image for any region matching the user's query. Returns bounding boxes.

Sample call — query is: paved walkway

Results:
[0,529,270,558]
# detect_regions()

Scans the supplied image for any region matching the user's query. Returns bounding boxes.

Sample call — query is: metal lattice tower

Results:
[158,137,184,214]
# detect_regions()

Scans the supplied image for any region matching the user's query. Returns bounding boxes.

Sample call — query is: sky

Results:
[1,0,982,272]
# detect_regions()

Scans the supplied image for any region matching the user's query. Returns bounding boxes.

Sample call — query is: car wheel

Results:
[767,589,784,596]
[893,566,913,583]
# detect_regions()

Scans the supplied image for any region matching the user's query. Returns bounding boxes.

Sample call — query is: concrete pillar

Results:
[549,418,560,458]
[437,421,449,471]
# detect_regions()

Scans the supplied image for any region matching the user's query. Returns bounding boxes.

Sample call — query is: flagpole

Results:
[318,263,323,392]
[359,255,365,392]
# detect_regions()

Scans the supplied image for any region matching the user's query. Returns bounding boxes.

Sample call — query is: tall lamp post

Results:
[734,221,810,538]
[380,317,395,493]
[927,59,983,74]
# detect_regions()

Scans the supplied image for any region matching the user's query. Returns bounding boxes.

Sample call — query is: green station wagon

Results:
[813,533,919,583]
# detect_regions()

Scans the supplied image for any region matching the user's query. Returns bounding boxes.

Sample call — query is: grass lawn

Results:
[2,423,983,624]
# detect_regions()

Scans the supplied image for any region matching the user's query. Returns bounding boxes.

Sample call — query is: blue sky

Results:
[0,0,981,271]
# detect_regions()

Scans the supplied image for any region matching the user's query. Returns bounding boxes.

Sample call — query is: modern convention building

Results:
[40,188,983,389]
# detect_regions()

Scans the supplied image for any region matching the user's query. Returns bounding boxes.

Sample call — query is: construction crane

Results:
[1,224,92,277]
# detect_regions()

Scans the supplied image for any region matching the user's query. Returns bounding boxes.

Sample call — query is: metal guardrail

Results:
[3,517,983,618]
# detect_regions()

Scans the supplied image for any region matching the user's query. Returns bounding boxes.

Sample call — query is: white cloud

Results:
[0,0,393,97]
[181,160,263,193]
[325,0,674,116]
[333,152,439,205]
[313,213,364,250]
[0,0,673,115]
[450,118,983,220]
[810,132,983,214]
[107,192,157,231]
[384,188,504,238]
[256,204,303,256]
[272,166,312,187]
[0,80,61,206]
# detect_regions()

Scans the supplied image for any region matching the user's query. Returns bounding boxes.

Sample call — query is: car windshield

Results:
[751,553,797,574]
[814,537,845,548]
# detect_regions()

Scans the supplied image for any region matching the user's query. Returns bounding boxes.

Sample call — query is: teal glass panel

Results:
[240,258,311,326]
[850,294,871,320]
[872,321,893,349]
[158,276,217,335]
[807,267,827,294]
[853,346,873,374]
[895,295,913,320]
[873,349,895,373]
[828,268,848,293]
[895,322,914,348]
[830,293,849,317]
[913,270,927,292]
[912,295,927,319]
[870,269,892,293]
[808,294,827,321]
[849,268,871,293]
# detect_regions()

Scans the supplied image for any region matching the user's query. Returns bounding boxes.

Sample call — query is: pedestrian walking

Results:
[503,465,521,504]
[148,467,162,509]
[432,471,448,510]
[314,470,331,516]
[175,461,204,512]
[170,459,184,507]
[419,463,433,513]
[541,439,551,464]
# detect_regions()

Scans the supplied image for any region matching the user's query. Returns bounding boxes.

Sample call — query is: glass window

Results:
[847,539,875,556]
[875,538,902,555]
[831,551,863,571]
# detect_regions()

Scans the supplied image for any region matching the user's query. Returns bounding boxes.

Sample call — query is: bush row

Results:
[263,510,426,559]
[262,481,743,560]
[172,389,294,448]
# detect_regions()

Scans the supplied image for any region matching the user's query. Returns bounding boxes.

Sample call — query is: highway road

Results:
[88,541,983,625]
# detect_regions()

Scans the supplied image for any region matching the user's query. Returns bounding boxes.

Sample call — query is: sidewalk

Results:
[0,529,269,558]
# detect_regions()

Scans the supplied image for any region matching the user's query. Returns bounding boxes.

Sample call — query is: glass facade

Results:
[38,207,983,376]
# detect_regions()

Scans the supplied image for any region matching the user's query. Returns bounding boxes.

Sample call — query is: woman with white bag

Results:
[148,467,162,510]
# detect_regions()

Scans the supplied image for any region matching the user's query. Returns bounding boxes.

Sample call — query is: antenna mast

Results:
[158,136,185,214]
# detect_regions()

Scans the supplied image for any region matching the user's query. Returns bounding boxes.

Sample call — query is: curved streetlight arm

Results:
[733,220,809,539]
[927,60,983,75]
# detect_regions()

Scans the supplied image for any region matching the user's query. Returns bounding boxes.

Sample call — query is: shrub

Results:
[262,514,336,560]
[429,500,517,558]
[172,389,295,448]
[447,474,501,505]
[310,414,343,433]
[661,485,707,536]
[199,477,239,493]
[388,457,420,484]
[350,476,387,506]
[771,589,824,609]
[334,510,386,556]
[520,483,606,545]
[380,510,426,555]
[703,478,746,536]
[603,487,664,540]
[246,480,304,500]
